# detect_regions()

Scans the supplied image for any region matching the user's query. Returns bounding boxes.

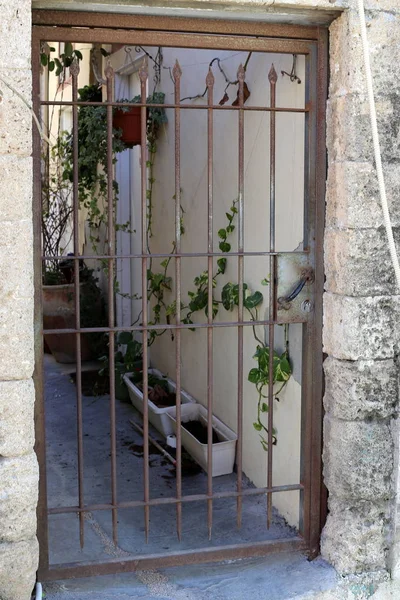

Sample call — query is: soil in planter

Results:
[138,382,179,409]
[183,420,221,444]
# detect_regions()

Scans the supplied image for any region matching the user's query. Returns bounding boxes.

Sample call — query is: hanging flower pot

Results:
[113,106,142,148]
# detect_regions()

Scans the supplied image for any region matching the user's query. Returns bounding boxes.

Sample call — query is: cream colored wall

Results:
[127,47,305,527]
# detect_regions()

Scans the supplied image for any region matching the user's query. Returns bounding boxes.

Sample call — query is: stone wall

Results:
[322,3,400,576]
[0,1,39,599]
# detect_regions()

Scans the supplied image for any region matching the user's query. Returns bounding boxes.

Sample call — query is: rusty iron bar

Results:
[206,66,215,540]
[33,25,313,55]
[105,64,118,546]
[32,32,50,574]
[43,316,310,336]
[42,250,309,261]
[48,482,304,514]
[236,63,245,530]
[32,10,321,40]
[139,63,151,543]
[267,64,278,529]
[40,100,309,114]
[40,537,306,581]
[173,60,183,542]
[70,60,85,549]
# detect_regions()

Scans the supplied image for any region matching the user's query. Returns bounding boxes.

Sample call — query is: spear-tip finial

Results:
[206,67,215,88]
[69,59,80,77]
[139,60,148,82]
[173,59,182,81]
[268,64,278,84]
[237,63,245,82]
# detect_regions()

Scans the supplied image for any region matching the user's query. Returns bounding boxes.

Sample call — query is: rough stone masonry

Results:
[1,0,400,598]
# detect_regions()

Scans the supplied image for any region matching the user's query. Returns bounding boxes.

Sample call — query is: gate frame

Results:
[32,10,328,580]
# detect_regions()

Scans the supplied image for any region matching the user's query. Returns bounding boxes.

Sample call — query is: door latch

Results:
[278,267,314,311]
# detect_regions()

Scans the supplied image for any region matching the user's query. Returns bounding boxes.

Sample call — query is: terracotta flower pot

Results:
[113,106,142,148]
[42,284,92,364]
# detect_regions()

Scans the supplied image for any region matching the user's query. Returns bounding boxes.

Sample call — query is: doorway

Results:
[32,11,327,580]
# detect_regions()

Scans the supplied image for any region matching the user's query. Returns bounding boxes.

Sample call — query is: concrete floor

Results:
[42,355,338,599]
[43,553,338,600]
[45,354,298,565]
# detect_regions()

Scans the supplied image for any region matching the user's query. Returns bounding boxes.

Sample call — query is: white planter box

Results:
[123,368,197,438]
[167,404,237,477]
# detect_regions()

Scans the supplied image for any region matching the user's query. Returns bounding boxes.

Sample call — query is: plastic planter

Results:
[167,404,237,477]
[123,368,197,437]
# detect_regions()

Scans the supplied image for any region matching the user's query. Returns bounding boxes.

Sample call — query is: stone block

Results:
[324,357,398,421]
[0,220,33,301]
[0,69,32,157]
[323,293,398,360]
[0,379,35,457]
[0,297,34,380]
[0,1,31,70]
[323,416,393,500]
[326,92,400,165]
[324,227,400,296]
[0,156,33,222]
[0,454,38,543]
[330,9,400,99]
[321,497,389,574]
[0,538,38,600]
[326,161,400,230]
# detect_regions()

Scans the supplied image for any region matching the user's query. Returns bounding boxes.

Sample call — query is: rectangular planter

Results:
[167,404,237,477]
[123,368,197,438]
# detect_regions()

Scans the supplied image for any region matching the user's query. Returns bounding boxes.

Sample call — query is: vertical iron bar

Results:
[33,33,50,573]
[206,67,215,540]
[139,64,150,542]
[299,49,312,544]
[236,64,245,529]
[308,30,328,557]
[70,60,85,549]
[105,65,118,545]
[267,64,278,529]
[173,60,183,542]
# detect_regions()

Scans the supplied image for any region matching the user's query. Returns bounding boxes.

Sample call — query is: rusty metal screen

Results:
[32,12,327,581]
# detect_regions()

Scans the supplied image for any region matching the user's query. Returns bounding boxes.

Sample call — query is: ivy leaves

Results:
[217,202,238,253]
[221,282,263,312]
[40,43,83,76]
[248,345,291,387]
[248,343,291,450]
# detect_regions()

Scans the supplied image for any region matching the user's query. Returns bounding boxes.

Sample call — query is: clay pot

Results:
[113,106,141,148]
[42,284,92,364]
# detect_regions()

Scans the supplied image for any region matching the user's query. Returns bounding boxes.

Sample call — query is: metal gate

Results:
[32,10,327,580]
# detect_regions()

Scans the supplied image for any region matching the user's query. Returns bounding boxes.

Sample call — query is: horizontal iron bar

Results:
[33,25,313,55]
[43,318,306,335]
[40,537,306,580]
[48,484,304,514]
[40,100,308,113]
[32,11,320,41]
[42,250,309,261]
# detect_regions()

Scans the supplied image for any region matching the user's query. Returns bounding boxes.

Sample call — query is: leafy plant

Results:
[41,42,83,76]
[99,332,143,390]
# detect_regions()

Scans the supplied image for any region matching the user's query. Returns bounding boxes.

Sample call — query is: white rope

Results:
[0,75,50,145]
[357,0,400,291]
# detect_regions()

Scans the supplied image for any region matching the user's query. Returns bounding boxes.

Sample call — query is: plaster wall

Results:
[134,46,305,526]
[0,0,400,598]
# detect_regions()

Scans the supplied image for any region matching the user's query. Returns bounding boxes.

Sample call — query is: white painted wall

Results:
[124,47,305,527]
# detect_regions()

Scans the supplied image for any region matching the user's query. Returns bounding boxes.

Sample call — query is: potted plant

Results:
[99,332,143,401]
[113,91,167,148]
[124,367,197,437]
